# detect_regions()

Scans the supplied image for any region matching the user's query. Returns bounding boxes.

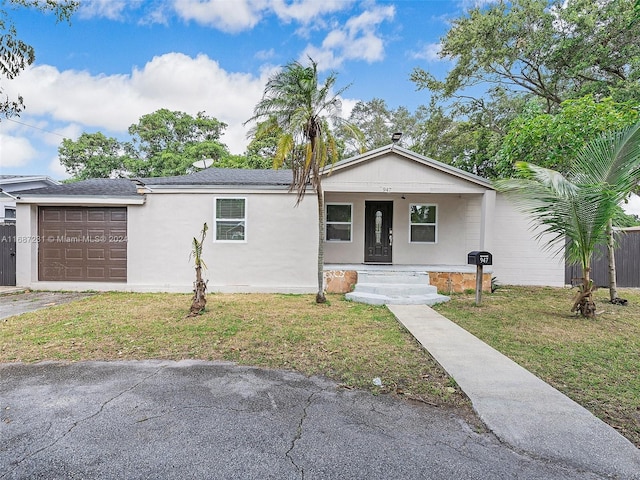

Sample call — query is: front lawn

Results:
[433,285,640,447]
[0,292,471,414]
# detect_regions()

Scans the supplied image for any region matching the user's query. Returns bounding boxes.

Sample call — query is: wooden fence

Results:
[565,229,640,288]
[0,223,17,286]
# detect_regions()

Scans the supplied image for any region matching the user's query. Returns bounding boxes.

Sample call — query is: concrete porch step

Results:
[345,291,450,306]
[350,282,439,296]
[356,271,431,284]
[345,270,450,306]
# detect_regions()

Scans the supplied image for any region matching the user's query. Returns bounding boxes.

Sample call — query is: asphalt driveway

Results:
[0,291,92,320]
[0,360,606,479]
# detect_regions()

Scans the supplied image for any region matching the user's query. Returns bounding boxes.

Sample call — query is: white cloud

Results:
[78,0,137,20]
[411,43,442,62]
[3,53,271,155]
[255,48,276,61]
[459,0,499,8]
[172,0,269,32]
[48,155,71,180]
[0,135,38,168]
[172,0,356,31]
[623,193,640,217]
[270,0,355,24]
[300,4,394,70]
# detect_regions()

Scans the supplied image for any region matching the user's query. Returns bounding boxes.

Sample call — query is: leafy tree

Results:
[58,132,127,180]
[346,98,394,151]
[411,0,640,112]
[495,120,640,317]
[127,109,229,177]
[343,98,432,154]
[0,0,78,118]
[497,96,640,177]
[244,120,281,169]
[59,109,234,179]
[409,89,525,178]
[246,58,362,303]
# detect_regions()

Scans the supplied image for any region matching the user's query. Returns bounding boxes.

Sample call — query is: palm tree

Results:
[188,223,208,317]
[246,58,362,303]
[495,120,640,318]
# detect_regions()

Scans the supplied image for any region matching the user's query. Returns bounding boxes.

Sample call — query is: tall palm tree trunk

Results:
[316,182,326,303]
[606,219,618,302]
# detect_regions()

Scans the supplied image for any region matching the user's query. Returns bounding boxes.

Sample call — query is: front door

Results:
[364,201,393,263]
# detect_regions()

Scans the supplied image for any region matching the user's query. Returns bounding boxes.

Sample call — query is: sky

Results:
[0,0,471,180]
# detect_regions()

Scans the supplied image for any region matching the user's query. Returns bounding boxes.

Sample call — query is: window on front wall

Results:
[410,204,437,243]
[215,198,246,242]
[326,203,352,242]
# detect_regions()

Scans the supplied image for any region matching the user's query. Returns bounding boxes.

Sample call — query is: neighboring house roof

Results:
[138,168,293,187]
[14,178,140,197]
[0,175,60,186]
[324,144,494,189]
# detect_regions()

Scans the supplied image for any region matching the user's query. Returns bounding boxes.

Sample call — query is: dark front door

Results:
[365,201,393,263]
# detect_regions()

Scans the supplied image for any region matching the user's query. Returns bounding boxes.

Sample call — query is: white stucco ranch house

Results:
[13,144,564,299]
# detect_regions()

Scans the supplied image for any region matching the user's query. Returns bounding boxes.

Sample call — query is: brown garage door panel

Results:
[39,207,127,282]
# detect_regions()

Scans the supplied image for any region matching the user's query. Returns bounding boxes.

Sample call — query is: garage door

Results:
[39,207,127,282]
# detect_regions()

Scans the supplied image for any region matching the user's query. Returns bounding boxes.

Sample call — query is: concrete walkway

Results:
[387,304,640,480]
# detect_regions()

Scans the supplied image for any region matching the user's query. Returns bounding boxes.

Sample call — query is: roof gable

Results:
[321,145,493,194]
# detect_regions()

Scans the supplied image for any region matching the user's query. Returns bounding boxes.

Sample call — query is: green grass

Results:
[433,285,640,447]
[0,292,472,417]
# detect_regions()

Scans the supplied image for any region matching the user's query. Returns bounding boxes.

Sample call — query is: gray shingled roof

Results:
[13,169,295,197]
[14,178,139,197]
[139,168,293,186]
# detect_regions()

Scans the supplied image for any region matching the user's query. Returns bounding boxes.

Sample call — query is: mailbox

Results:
[468,251,492,266]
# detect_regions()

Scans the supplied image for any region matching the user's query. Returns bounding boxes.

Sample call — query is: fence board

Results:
[565,230,640,288]
[0,223,17,286]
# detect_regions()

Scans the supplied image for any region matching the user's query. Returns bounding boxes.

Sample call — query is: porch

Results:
[324,263,493,297]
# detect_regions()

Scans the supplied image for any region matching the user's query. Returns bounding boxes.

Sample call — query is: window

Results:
[4,208,16,222]
[215,198,246,241]
[410,204,437,243]
[326,203,352,242]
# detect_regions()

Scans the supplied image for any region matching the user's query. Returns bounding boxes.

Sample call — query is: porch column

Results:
[480,190,495,250]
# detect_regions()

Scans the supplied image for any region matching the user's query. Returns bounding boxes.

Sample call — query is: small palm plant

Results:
[188,223,208,317]
[495,120,640,318]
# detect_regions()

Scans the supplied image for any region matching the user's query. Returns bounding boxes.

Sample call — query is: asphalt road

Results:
[0,360,607,479]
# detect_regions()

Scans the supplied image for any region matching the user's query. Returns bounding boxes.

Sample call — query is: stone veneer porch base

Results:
[324,264,492,295]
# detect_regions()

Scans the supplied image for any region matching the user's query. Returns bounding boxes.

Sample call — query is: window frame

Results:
[325,202,353,243]
[409,203,438,244]
[3,207,16,222]
[214,197,247,243]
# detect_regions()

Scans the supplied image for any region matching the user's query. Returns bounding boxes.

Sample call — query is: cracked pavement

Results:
[0,361,607,479]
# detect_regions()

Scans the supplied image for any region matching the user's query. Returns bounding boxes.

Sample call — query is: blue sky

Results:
[0,0,471,179]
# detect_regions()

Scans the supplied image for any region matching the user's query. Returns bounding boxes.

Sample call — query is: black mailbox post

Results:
[468,251,492,305]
